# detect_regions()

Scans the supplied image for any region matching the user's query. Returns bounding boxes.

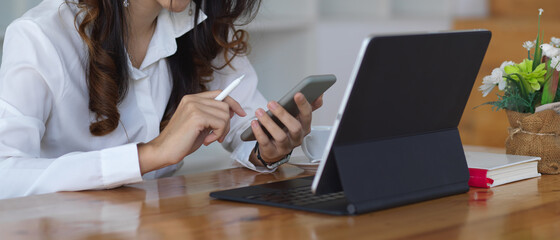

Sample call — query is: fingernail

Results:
[256,109,264,117]
[268,101,278,110]
[251,120,258,128]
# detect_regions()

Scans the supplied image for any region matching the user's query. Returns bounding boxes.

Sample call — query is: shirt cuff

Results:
[100,143,143,189]
[231,140,277,173]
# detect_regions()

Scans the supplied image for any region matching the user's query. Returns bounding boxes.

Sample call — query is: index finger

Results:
[222,96,247,117]
[197,90,222,99]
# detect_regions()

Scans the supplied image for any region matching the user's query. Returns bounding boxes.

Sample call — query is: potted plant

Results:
[479,9,560,174]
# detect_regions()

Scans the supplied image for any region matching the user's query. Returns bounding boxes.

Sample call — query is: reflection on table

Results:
[1,154,559,239]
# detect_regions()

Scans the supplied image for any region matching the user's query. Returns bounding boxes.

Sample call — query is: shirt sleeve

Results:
[208,53,277,173]
[0,20,143,199]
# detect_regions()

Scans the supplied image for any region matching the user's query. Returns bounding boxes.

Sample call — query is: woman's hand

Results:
[138,91,246,174]
[250,92,323,165]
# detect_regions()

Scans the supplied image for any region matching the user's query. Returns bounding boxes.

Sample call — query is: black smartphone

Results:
[240,74,337,141]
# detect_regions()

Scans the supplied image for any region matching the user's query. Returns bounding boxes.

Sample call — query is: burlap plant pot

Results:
[505,109,560,174]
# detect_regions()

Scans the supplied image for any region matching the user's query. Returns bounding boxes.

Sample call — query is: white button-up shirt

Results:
[0,0,270,199]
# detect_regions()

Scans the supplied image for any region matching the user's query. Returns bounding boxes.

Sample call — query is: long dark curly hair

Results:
[73,0,260,136]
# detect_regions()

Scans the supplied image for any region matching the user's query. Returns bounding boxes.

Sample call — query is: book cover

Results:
[465,151,541,188]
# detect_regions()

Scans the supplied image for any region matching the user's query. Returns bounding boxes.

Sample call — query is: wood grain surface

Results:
[0,150,558,239]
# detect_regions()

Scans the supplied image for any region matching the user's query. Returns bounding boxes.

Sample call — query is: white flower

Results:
[539,8,544,15]
[497,78,507,91]
[499,61,515,72]
[479,79,496,97]
[523,41,535,50]
[551,37,560,47]
[480,68,505,97]
[541,43,560,58]
[551,56,560,71]
[493,68,508,91]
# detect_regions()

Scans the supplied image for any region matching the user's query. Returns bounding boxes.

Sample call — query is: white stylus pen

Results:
[214,75,245,101]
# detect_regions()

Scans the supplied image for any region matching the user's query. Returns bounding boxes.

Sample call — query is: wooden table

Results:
[1,158,560,239]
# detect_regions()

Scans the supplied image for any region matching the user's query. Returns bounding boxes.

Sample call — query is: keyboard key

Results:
[245,186,345,206]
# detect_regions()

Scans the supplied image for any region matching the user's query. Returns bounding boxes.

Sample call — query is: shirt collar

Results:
[134,2,207,73]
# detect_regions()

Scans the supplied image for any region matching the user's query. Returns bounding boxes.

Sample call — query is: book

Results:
[465,151,541,188]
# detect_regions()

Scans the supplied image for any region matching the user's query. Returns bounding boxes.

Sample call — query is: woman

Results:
[0,0,322,199]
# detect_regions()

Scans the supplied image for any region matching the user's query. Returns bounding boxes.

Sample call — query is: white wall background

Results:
[0,0,489,175]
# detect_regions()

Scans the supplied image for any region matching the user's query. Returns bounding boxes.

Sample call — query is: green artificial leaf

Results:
[533,12,543,70]
[478,77,539,113]
[504,60,546,94]
[543,70,560,105]
[531,81,541,91]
